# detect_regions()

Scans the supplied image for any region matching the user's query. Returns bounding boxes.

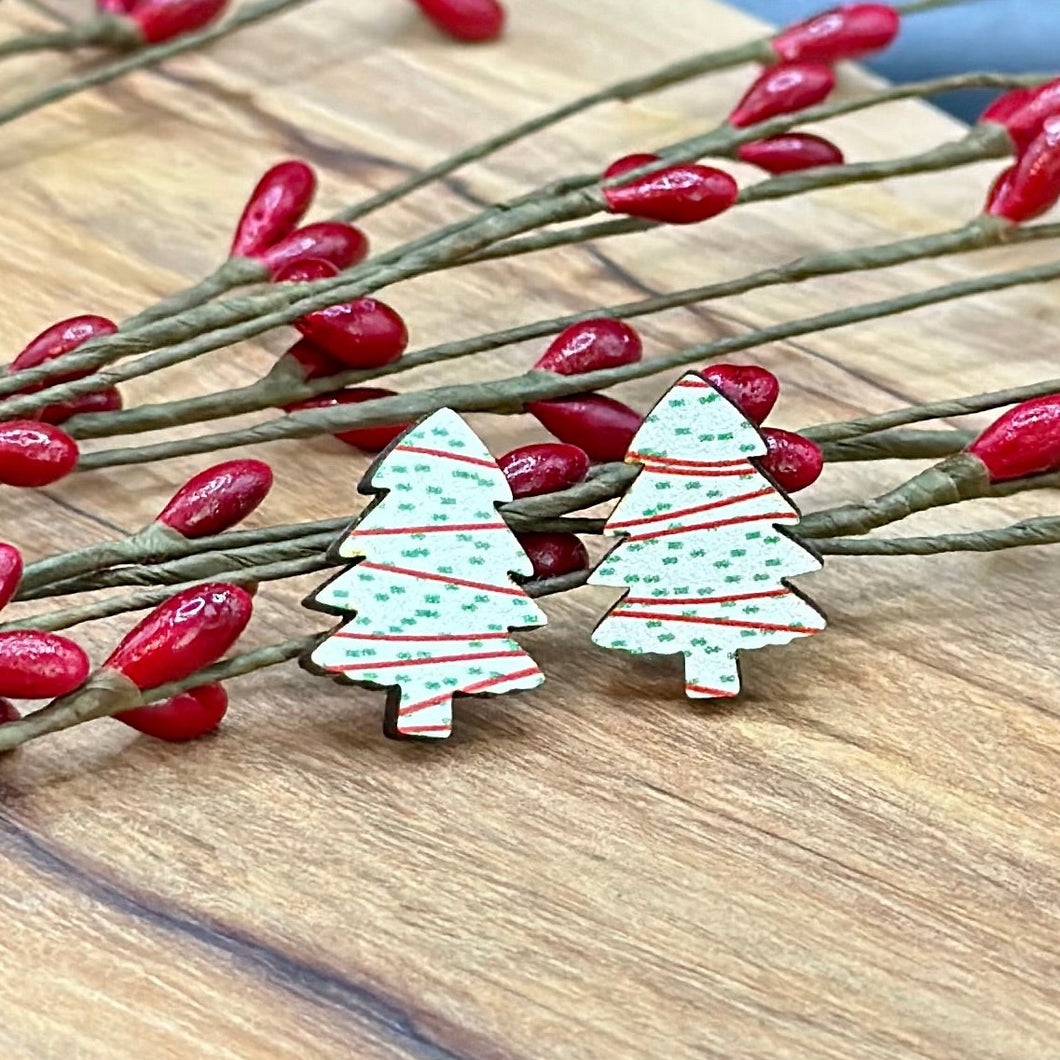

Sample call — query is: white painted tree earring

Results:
[589,373,826,699]
[303,408,547,739]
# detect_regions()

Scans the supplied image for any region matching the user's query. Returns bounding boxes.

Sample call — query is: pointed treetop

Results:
[628,372,767,465]
[366,408,514,500]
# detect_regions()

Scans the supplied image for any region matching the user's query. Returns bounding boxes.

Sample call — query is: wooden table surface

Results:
[1,1,1058,1057]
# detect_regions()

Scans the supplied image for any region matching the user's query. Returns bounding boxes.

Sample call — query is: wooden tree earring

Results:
[302,408,548,739]
[588,372,826,699]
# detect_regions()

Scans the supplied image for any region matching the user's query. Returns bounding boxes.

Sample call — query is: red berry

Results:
[256,222,369,278]
[603,164,738,225]
[987,78,1060,150]
[9,315,117,389]
[772,4,900,63]
[0,421,78,487]
[498,443,590,498]
[96,0,137,11]
[528,394,643,462]
[230,160,316,258]
[967,396,1060,482]
[737,133,844,174]
[699,364,780,425]
[985,124,1060,223]
[534,319,643,376]
[38,386,123,426]
[0,698,19,724]
[759,428,823,493]
[0,631,90,699]
[295,298,408,369]
[412,0,504,41]
[274,258,338,285]
[115,683,228,741]
[603,153,662,179]
[156,459,273,539]
[125,0,230,43]
[728,62,835,129]
[280,338,347,382]
[286,387,409,452]
[517,532,589,579]
[103,583,253,690]
[0,544,23,612]
[980,87,1035,129]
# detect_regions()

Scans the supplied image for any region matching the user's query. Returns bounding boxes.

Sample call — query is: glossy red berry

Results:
[759,428,823,492]
[985,125,1060,223]
[286,387,409,451]
[280,338,347,382]
[9,315,117,388]
[230,160,316,258]
[38,387,123,426]
[771,4,900,63]
[737,133,844,174]
[517,532,590,580]
[699,364,780,425]
[498,443,590,498]
[528,393,643,462]
[967,396,1060,482]
[295,298,408,369]
[603,164,738,225]
[274,258,337,285]
[985,78,1060,150]
[603,153,662,179]
[124,0,230,43]
[0,421,78,487]
[412,0,505,41]
[980,87,1034,129]
[0,698,19,725]
[0,631,90,699]
[96,0,138,12]
[728,62,835,129]
[115,683,228,741]
[534,319,643,376]
[0,544,23,612]
[156,460,273,539]
[104,583,253,690]
[256,222,369,278]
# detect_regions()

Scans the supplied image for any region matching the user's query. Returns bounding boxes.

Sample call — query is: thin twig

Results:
[64,213,1036,439]
[816,514,1060,555]
[819,428,974,462]
[0,70,1038,412]
[73,254,1060,469]
[16,465,636,598]
[0,569,593,751]
[0,0,318,129]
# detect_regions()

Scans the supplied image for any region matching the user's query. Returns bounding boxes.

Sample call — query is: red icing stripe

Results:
[629,452,747,469]
[332,650,525,673]
[624,510,795,542]
[608,487,774,531]
[399,724,453,734]
[334,630,514,643]
[397,665,542,717]
[622,588,791,607]
[685,683,739,698]
[356,561,526,597]
[353,521,504,536]
[608,609,819,635]
[394,444,497,468]
[634,463,756,478]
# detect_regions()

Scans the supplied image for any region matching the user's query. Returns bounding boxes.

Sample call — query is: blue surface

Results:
[730,1,1049,122]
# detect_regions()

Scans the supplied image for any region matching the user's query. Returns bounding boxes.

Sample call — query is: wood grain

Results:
[0,1,1058,1057]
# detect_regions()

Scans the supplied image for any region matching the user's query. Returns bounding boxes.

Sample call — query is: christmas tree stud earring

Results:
[588,373,826,700]
[302,408,548,740]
